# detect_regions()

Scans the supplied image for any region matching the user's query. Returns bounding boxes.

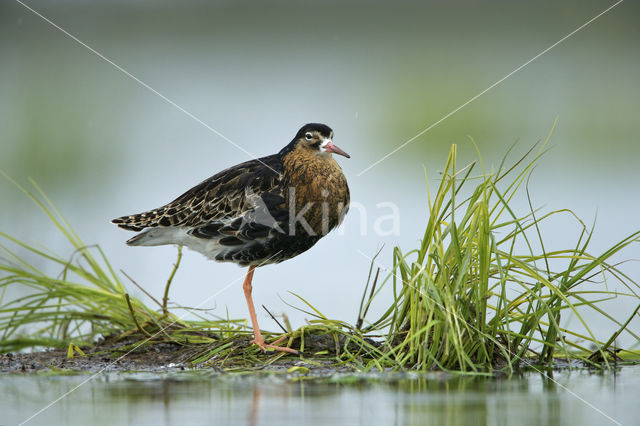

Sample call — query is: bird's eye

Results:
[304,132,313,141]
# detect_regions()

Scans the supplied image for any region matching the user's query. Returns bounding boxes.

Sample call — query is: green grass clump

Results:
[359,138,640,372]
[0,179,244,354]
[1,135,639,373]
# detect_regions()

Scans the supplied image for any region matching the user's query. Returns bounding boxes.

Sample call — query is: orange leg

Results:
[242,265,298,354]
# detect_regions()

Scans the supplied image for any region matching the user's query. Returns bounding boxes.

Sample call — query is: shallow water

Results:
[2,367,639,426]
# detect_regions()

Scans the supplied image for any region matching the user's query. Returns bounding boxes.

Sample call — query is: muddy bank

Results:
[0,332,363,374]
[2,331,628,375]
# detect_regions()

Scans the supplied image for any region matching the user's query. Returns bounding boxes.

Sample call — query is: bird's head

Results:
[288,123,350,159]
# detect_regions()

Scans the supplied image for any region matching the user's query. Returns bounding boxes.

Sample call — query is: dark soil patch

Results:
[3,331,627,375]
[0,332,370,374]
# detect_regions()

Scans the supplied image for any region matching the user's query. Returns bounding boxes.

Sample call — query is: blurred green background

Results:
[1,1,638,345]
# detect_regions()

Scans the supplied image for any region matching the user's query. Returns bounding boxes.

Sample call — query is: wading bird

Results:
[113,123,350,353]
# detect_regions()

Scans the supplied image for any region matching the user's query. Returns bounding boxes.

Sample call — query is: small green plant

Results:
[0,177,244,354]
[358,132,640,372]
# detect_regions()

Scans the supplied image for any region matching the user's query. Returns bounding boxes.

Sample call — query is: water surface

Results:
[2,367,638,426]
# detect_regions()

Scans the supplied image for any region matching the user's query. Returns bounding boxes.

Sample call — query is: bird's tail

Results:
[122,226,187,246]
[111,214,146,232]
[111,206,170,232]
[124,229,165,246]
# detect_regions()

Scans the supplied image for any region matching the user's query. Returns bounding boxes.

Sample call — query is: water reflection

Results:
[1,368,637,425]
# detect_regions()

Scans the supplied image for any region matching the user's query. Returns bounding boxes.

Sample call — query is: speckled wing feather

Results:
[112,154,286,253]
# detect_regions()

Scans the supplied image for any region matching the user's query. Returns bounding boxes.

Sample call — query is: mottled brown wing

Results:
[112,154,284,232]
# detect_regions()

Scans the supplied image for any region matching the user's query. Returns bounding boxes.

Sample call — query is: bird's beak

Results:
[323,140,351,158]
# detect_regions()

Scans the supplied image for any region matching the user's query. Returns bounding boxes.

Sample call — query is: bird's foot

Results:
[251,335,298,354]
